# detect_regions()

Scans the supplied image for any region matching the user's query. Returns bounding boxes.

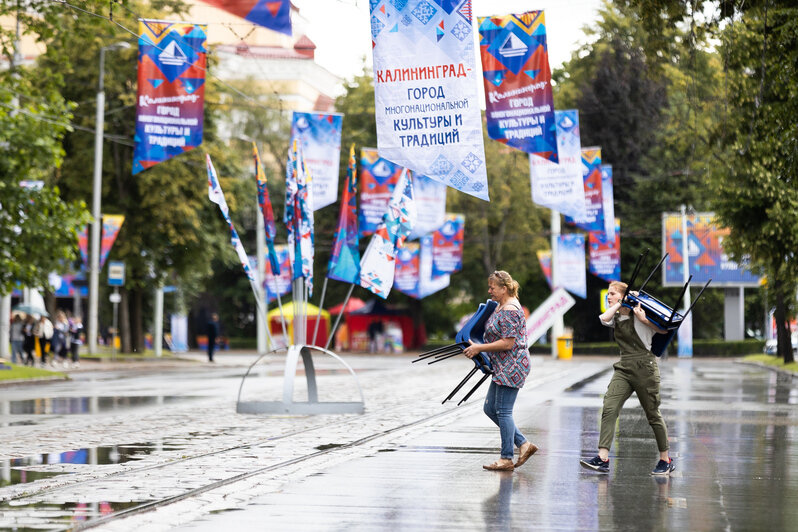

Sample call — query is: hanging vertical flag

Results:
[564,147,604,234]
[198,0,292,35]
[530,109,585,219]
[536,249,552,288]
[253,142,280,274]
[556,233,586,299]
[285,140,315,294]
[134,20,207,174]
[328,145,361,284]
[77,225,90,270]
[409,174,448,239]
[589,218,621,282]
[371,0,489,201]
[419,233,450,297]
[360,169,417,298]
[290,112,343,210]
[600,164,616,241]
[431,213,465,276]
[359,147,403,237]
[264,245,293,302]
[394,242,421,298]
[206,153,256,282]
[99,215,125,270]
[478,10,558,162]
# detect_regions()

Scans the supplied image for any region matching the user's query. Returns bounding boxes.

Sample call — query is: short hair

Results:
[489,270,520,298]
[609,281,628,292]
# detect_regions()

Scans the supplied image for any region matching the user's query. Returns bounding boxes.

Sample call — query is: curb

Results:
[735,360,798,378]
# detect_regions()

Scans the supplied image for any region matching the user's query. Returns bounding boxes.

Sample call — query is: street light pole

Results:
[88,42,129,355]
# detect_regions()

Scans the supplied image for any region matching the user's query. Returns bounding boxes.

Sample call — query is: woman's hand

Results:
[633,303,647,321]
[462,340,476,359]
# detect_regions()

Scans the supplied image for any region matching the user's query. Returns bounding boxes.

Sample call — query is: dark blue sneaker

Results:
[651,459,675,476]
[580,455,609,473]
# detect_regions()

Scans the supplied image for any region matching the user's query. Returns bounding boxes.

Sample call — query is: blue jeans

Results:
[483,381,526,459]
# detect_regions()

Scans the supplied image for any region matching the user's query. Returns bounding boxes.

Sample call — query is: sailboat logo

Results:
[373,160,393,178]
[159,41,188,66]
[499,33,527,58]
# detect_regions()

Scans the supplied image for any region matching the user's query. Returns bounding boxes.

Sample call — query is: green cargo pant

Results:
[598,354,669,452]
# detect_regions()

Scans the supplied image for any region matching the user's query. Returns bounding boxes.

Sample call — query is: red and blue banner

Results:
[419,233,450,297]
[360,169,417,299]
[359,147,402,237]
[409,174,447,239]
[207,154,256,283]
[394,242,421,298]
[557,233,586,299]
[285,140,315,294]
[290,112,343,210]
[134,20,207,174]
[264,245,292,302]
[200,0,292,35]
[530,109,585,219]
[254,142,280,274]
[99,215,125,270]
[479,10,558,162]
[371,0,489,201]
[564,147,604,234]
[589,219,621,282]
[431,213,464,276]
[50,273,89,298]
[328,145,360,284]
[662,212,761,287]
[537,249,552,288]
[601,165,615,241]
[77,225,89,270]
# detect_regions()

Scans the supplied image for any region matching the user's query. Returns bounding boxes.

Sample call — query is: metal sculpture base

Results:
[236,344,365,415]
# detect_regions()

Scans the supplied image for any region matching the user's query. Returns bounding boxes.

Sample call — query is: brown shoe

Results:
[483,459,514,471]
[514,442,539,468]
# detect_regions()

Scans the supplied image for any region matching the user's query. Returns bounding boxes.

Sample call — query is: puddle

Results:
[7,395,204,415]
[1,441,189,488]
[0,499,149,531]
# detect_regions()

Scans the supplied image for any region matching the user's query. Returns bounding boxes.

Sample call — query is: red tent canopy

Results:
[328,297,366,315]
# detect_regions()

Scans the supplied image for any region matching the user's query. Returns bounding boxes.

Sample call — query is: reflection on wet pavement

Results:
[7,395,204,415]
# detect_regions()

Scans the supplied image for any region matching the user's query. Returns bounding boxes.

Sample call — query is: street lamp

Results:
[88,41,130,355]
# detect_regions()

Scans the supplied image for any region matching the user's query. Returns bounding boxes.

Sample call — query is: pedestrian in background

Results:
[69,315,83,367]
[462,270,537,472]
[22,315,36,366]
[206,313,220,362]
[10,314,24,364]
[580,281,674,476]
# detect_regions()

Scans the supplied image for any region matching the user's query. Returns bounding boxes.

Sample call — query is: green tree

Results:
[711,2,798,362]
[0,2,90,296]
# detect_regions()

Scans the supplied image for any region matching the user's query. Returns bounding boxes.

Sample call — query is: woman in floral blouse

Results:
[463,270,536,471]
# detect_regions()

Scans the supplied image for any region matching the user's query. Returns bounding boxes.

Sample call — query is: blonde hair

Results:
[489,270,520,298]
[609,281,628,292]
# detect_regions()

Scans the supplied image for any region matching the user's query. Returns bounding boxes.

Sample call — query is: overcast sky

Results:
[293,0,603,81]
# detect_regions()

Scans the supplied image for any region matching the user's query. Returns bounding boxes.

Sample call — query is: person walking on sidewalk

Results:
[580,281,675,476]
[206,313,220,362]
[463,270,537,472]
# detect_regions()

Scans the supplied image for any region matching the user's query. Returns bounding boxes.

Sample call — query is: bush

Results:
[529,339,765,357]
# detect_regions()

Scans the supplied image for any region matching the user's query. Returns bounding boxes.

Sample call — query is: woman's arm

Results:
[463,337,514,358]
[599,301,622,324]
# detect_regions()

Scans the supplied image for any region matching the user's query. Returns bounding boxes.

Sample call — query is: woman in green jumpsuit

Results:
[580,281,675,476]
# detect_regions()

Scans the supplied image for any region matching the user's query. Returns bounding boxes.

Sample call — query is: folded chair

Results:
[621,249,711,356]
[413,300,498,404]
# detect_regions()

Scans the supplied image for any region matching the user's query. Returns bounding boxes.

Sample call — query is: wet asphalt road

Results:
[1,354,796,531]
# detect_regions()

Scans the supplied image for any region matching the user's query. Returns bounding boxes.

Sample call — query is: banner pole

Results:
[311,277,328,347]
[325,283,354,351]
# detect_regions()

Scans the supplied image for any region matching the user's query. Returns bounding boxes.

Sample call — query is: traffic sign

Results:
[108,261,125,286]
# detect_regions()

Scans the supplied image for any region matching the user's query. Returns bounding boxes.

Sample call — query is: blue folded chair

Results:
[413,300,498,404]
[621,250,711,356]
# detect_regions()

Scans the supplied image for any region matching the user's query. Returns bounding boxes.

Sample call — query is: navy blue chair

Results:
[621,250,711,356]
[413,300,498,404]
